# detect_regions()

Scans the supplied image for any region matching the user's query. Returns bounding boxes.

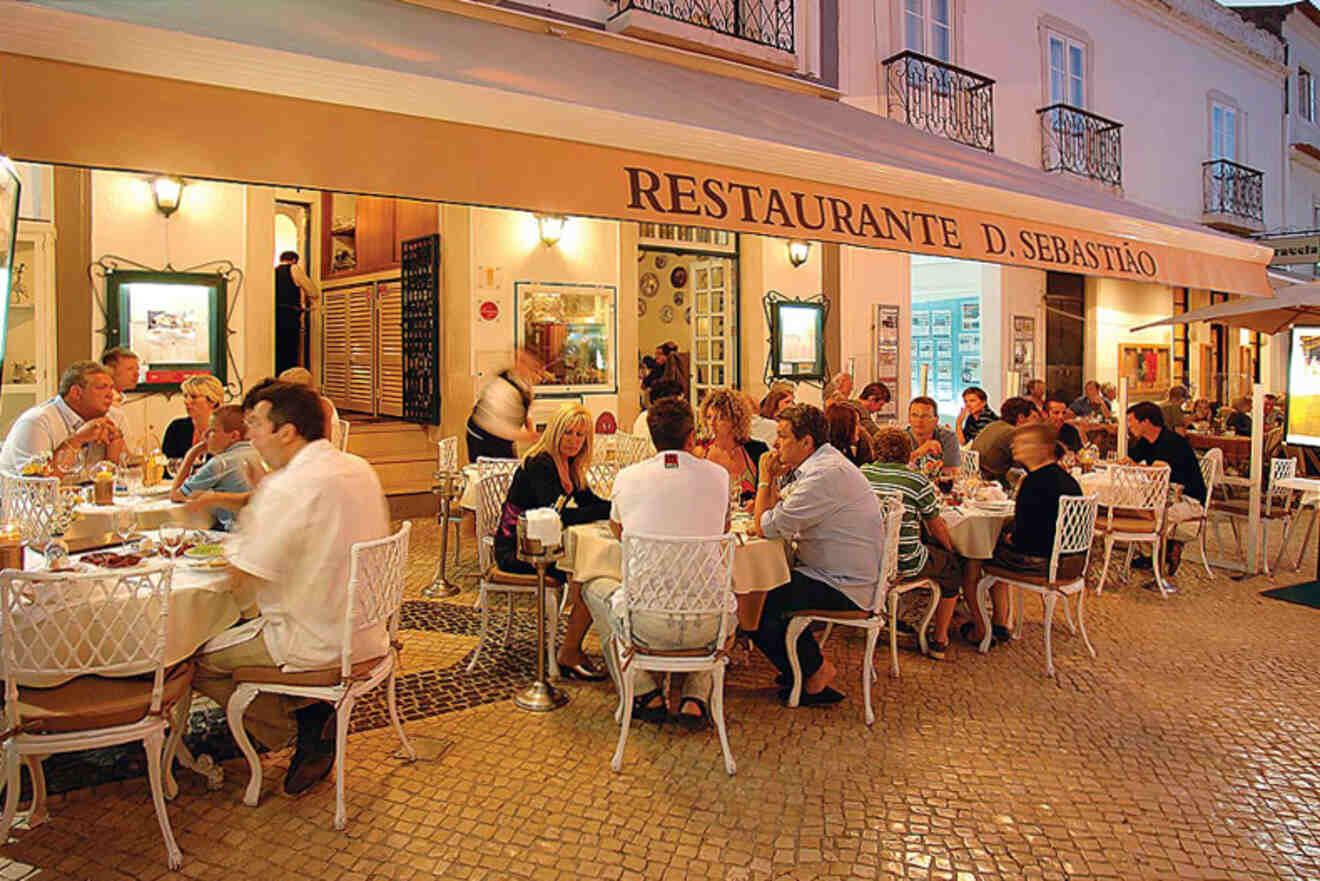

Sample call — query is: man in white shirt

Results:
[194,381,389,795]
[101,346,140,449]
[0,360,124,477]
[582,396,730,723]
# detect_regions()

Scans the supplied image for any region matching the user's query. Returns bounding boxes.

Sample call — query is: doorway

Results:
[1045,271,1084,399]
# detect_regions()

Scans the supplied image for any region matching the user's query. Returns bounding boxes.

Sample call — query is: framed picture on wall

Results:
[876,304,899,345]
[931,310,952,337]
[958,333,979,352]
[912,311,930,337]
[935,339,952,361]
[1012,339,1034,373]
[1013,315,1035,340]
[918,339,934,361]
[961,302,980,333]
[1117,343,1172,397]
[961,357,981,384]
[104,270,228,392]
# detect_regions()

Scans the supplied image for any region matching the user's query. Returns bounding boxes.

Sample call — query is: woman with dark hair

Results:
[695,388,769,505]
[752,386,795,445]
[824,402,874,467]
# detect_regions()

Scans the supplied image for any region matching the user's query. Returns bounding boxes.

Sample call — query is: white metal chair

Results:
[466,458,561,677]
[976,495,1100,677]
[586,460,620,500]
[227,522,416,830]
[614,432,654,467]
[787,492,924,725]
[1182,447,1222,578]
[609,532,737,774]
[1219,457,1297,575]
[434,436,466,569]
[0,562,187,868]
[1,472,59,544]
[335,418,351,451]
[958,449,980,484]
[1094,463,1172,597]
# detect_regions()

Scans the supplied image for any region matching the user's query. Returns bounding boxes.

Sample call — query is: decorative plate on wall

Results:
[655,254,669,269]
[638,299,647,317]
[672,290,685,306]
[660,305,675,323]
[670,266,688,288]
[640,272,660,298]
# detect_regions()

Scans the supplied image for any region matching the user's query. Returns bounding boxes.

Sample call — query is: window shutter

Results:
[376,279,404,418]
[321,288,350,408]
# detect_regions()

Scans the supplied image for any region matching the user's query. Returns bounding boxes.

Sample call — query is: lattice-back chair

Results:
[0,562,187,868]
[610,533,737,774]
[228,522,416,830]
[975,495,1099,676]
[433,436,466,569]
[333,418,351,451]
[1094,463,1172,596]
[958,449,980,484]
[586,460,619,500]
[614,432,654,467]
[1184,448,1222,578]
[1220,456,1297,576]
[787,490,924,724]
[466,458,561,677]
[1,472,59,544]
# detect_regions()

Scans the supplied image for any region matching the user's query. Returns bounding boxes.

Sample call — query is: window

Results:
[904,0,951,62]
[1048,31,1086,108]
[1211,103,1237,161]
[1301,69,1314,122]
[516,282,617,394]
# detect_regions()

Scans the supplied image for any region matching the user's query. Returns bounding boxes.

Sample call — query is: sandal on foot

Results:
[676,696,711,729]
[560,661,608,682]
[631,689,666,723]
[960,621,990,646]
[927,639,948,661]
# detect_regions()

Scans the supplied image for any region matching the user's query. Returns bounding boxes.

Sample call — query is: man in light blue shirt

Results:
[171,404,263,530]
[753,404,885,707]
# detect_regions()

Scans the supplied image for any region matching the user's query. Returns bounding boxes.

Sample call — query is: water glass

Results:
[119,464,145,498]
[113,505,140,544]
[159,523,185,561]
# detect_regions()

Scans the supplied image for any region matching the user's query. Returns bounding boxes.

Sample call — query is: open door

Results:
[689,257,735,407]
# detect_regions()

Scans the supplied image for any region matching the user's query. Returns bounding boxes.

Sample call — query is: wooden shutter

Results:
[321,288,350,408]
[377,280,403,417]
[347,282,376,413]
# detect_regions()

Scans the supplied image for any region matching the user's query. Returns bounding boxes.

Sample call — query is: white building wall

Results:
[1282,12,1320,232]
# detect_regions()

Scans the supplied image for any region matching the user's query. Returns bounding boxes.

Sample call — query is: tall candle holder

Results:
[423,469,465,598]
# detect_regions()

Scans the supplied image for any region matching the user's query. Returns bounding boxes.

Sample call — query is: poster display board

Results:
[1286,327,1320,446]
[873,304,900,416]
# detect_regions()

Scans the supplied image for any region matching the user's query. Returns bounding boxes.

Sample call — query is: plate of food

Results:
[81,551,145,569]
[185,555,229,570]
[184,543,225,559]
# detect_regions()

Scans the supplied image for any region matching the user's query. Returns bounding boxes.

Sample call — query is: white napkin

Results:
[525,507,563,547]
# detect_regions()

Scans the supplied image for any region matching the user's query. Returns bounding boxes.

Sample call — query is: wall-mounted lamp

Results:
[536,213,567,247]
[787,239,810,268]
[151,176,184,218]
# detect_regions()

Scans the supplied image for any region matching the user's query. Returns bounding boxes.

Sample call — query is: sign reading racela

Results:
[624,166,1160,279]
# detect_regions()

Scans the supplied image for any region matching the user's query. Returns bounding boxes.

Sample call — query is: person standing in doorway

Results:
[275,251,320,375]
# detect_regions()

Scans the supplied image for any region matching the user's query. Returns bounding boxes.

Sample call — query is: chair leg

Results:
[818,623,833,649]
[1122,542,1134,582]
[611,658,636,772]
[466,588,491,673]
[1097,536,1115,595]
[1199,525,1214,579]
[1,743,18,836]
[1262,522,1273,576]
[1273,515,1296,573]
[386,669,417,762]
[861,628,879,726]
[1013,587,1026,641]
[711,662,736,776]
[23,755,46,828]
[1295,508,1319,572]
[1042,593,1058,678]
[1076,588,1096,659]
[502,593,515,646]
[163,691,191,800]
[227,685,264,808]
[785,618,810,707]
[333,698,352,831]
[144,729,184,869]
[916,586,936,657]
[1151,538,1169,598]
[887,594,900,678]
[1060,587,1077,636]
[975,578,994,654]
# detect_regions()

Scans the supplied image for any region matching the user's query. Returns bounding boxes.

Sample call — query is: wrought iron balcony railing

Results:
[615,0,794,53]
[1037,104,1123,188]
[882,51,994,152]
[1202,159,1264,224]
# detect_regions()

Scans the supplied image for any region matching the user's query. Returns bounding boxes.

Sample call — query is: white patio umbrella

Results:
[1131,279,1320,335]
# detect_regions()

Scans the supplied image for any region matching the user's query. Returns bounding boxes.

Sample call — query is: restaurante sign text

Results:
[624,166,1160,279]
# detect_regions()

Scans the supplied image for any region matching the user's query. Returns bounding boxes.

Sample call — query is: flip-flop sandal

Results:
[676,696,711,729]
[631,688,667,723]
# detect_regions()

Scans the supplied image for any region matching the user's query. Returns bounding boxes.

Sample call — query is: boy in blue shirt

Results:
[170,404,263,530]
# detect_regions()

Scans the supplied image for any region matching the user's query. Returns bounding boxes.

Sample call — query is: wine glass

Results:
[159,523,185,561]
[112,504,140,546]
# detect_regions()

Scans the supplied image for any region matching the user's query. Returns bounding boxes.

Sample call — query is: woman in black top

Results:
[694,389,769,506]
[162,375,223,471]
[493,404,610,680]
[824,401,874,467]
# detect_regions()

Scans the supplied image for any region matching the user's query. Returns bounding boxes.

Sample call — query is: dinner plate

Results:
[135,484,172,497]
[184,556,228,570]
[184,543,226,559]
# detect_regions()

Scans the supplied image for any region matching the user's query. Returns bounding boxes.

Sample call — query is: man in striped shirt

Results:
[861,428,963,660]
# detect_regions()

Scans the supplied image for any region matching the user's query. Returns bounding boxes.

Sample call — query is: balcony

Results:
[1037,104,1123,189]
[608,1,796,72]
[882,51,994,152]
[1202,159,1265,235]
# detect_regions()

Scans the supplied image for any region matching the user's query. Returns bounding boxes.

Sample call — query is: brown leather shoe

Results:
[284,747,334,796]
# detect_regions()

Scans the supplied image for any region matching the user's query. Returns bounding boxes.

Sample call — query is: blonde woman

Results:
[493,404,611,680]
[695,388,769,505]
[162,374,224,460]
[278,366,340,445]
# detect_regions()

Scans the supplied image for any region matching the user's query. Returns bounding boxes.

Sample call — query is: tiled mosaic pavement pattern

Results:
[5,516,1320,881]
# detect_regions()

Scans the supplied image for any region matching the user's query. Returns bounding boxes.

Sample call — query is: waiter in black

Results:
[275,251,320,374]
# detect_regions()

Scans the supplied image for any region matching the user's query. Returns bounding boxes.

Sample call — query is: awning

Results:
[0,0,1274,296]
[1132,280,1320,335]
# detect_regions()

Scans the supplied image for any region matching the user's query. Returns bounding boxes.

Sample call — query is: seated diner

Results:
[825,401,874,467]
[1123,401,1207,577]
[0,360,124,478]
[694,388,768,506]
[169,403,264,531]
[970,396,1036,484]
[957,386,997,445]
[163,374,225,461]
[905,396,960,475]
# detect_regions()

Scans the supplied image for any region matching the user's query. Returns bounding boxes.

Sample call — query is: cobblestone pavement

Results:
[3,516,1319,881]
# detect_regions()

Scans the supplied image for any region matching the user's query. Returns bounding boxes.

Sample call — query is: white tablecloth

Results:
[942,506,1014,559]
[458,465,482,511]
[16,533,242,687]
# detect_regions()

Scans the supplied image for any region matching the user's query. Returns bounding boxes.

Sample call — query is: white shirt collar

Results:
[51,396,85,432]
